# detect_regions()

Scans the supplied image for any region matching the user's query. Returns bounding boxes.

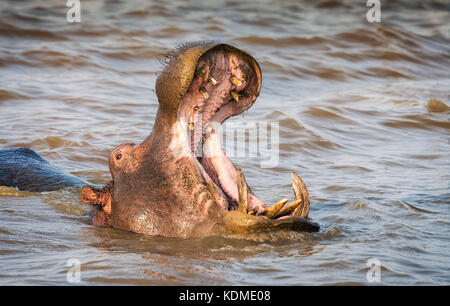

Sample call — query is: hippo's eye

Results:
[115,153,122,160]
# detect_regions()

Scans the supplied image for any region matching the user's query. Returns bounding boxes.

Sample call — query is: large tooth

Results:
[189,122,194,131]
[199,87,209,99]
[229,76,242,86]
[291,172,310,218]
[236,168,248,214]
[263,198,288,219]
[274,199,302,218]
[231,90,239,102]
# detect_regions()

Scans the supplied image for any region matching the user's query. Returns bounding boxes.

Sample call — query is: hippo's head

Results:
[82,42,319,237]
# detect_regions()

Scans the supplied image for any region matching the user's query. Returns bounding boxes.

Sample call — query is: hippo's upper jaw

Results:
[83,42,319,238]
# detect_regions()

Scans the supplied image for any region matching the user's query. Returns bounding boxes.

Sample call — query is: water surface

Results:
[0,0,449,285]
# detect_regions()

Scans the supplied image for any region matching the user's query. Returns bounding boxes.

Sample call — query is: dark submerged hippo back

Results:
[0,148,85,192]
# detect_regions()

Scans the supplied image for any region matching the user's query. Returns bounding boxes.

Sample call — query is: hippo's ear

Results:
[80,182,113,210]
[80,186,101,205]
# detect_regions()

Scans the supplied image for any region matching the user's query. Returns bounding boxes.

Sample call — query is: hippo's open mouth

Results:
[173,45,269,213]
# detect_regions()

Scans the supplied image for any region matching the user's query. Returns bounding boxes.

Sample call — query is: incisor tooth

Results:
[229,76,242,86]
[231,90,239,102]
[199,87,209,99]
[189,122,194,131]
[209,77,217,86]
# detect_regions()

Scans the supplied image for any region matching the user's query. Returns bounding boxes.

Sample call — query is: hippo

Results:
[0,147,86,192]
[0,147,111,225]
[0,42,319,237]
[80,42,320,237]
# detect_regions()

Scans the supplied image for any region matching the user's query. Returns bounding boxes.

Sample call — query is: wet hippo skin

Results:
[0,147,86,192]
[0,147,111,226]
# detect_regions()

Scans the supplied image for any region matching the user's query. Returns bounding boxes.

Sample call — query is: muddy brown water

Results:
[0,0,449,285]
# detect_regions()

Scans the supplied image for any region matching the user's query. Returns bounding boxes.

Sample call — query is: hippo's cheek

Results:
[131,210,156,234]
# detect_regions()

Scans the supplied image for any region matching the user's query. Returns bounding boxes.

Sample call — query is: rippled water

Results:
[0,0,449,285]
